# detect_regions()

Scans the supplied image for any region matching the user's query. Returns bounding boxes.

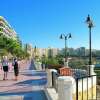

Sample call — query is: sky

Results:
[0,0,100,49]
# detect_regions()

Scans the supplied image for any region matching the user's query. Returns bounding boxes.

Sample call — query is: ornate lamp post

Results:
[86,15,94,75]
[60,33,72,67]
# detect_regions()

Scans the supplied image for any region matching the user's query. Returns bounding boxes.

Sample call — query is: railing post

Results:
[58,76,75,100]
[76,78,78,100]
[46,69,57,88]
[87,65,96,75]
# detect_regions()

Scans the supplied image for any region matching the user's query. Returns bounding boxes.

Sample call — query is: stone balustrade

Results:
[46,65,97,100]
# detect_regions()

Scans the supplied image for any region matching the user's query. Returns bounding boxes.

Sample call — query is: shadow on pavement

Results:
[0,78,47,100]
[0,90,47,100]
[22,72,47,77]
[29,59,36,70]
[14,78,47,86]
[23,91,47,100]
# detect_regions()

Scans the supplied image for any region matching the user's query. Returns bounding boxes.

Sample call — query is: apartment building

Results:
[0,16,17,39]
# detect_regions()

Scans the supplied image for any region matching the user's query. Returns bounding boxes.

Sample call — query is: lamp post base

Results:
[87,65,96,75]
[64,61,68,67]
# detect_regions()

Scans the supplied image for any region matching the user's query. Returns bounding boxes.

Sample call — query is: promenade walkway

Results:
[0,60,47,100]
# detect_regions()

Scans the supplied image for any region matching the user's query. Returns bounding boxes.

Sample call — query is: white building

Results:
[25,44,33,58]
[0,16,17,39]
[38,48,48,57]
[48,47,59,57]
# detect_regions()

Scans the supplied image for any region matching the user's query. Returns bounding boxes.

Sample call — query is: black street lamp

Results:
[60,33,72,66]
[86,15,94,75]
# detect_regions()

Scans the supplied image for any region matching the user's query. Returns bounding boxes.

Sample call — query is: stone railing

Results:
[46,65,97,100]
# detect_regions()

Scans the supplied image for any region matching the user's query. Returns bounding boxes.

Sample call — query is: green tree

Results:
[0,33,28,59]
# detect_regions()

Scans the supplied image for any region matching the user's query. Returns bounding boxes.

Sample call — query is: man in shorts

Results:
[1,56,9,80]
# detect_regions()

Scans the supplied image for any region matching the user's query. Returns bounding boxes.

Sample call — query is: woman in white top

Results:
[1,56,9,80]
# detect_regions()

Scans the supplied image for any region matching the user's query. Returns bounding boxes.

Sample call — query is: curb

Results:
[45,88,58,100]
[0,95,23,100]
[45,89,52,100]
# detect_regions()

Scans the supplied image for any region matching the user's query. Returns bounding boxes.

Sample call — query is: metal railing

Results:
[71,69,88,79]
[51,68,88,93]
[76,75,100,100]
[52,71,59,92]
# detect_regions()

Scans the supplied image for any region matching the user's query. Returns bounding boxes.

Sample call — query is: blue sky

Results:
[0,0,100,49]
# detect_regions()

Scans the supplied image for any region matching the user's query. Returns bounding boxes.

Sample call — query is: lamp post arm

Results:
[62,34,67,38]
[66,34,70,38]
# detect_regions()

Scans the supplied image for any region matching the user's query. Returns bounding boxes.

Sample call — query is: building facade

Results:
[0,16,17,39]
[24,44,33,58]
[47,47,59,58]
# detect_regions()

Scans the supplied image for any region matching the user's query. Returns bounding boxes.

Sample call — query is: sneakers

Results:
[3,78,5,80]
[3,78,8,80]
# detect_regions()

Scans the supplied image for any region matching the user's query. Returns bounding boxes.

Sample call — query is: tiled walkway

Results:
[0,60,47,100]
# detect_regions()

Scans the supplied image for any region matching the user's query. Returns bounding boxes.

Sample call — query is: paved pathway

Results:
[0,60,47,100]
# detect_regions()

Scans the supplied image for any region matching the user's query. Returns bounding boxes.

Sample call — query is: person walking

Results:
[12,57,19,81]
[41,61,45,71]
[1,56,9,80]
